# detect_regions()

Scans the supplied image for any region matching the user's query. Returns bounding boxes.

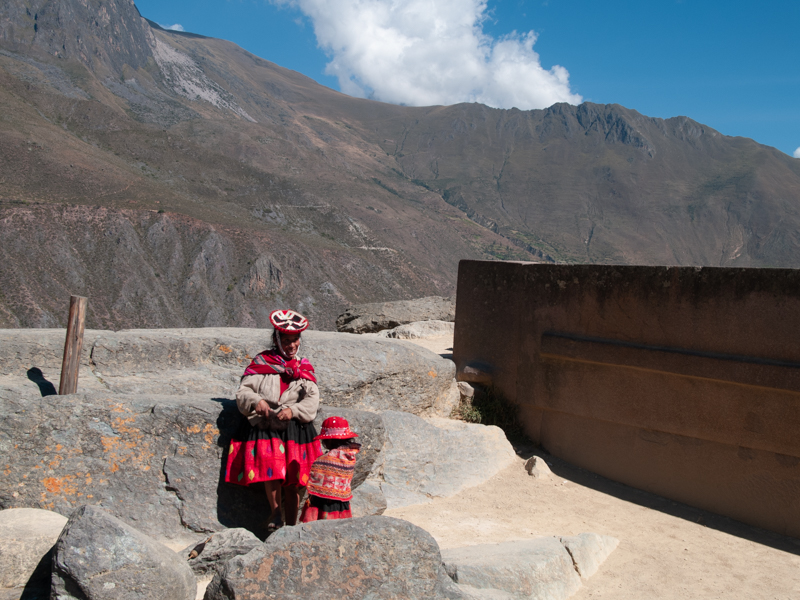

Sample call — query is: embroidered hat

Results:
[270,309,309,334]
[315,416,358,440]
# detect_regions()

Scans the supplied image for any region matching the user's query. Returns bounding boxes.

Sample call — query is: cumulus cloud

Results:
[275,0,581,109]
[160,23,185,32]
[794,147,800,158]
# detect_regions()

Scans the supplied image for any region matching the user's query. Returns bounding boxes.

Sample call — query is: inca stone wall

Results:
[454,261,800,538]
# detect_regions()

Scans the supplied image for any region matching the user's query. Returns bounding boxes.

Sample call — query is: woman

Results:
[225,309,323,532]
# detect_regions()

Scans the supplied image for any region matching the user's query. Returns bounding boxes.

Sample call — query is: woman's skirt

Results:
[299,494,352,522]
[225,418,322,487]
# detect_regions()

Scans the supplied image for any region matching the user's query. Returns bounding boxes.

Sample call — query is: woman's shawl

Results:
[242,350,317,396]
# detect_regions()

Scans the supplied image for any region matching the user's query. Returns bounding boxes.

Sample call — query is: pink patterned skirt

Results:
[225,419,322,487]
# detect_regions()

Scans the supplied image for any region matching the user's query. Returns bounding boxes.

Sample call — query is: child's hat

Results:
[315,416,358,440]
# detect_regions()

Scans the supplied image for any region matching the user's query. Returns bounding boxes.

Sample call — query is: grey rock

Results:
[180,528,262,576]
[559,533,619,579]
[378,413,517,508]
[458,381,476,399]
[312,407,386,489]
[0,328,456,416]
[205,516,454,599]
[0,387,513,542]
[350,480,387,517]
[51,505,196,600]
[441,535,619,600]
[0,508,67,591]
[455,585,517,599]
[525,456,552,479]
[0,390,269,540]
[307,332,457,415]
[377,320,455,339]
[442,538,582,600]
[336,296,455,334]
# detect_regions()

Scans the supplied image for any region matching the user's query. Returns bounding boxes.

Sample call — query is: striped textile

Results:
[307,445,360,501]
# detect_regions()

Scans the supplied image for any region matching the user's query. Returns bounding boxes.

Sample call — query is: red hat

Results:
[270,309,309,334]
[315,416,358,440]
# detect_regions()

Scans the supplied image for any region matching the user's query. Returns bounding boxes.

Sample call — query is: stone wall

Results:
[454,261,800,538]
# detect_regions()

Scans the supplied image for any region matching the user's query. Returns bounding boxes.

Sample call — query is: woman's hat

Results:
[270,309,309,334]
[315,416,358,440]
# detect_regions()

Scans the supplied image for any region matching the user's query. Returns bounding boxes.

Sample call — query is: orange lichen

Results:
[218,345,233,353]
[42,475,78,495]
[428,370,437,377]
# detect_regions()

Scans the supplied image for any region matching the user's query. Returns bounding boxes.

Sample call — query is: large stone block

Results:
[51,505,196,600]
[0,390,266,539]
[0,328,456,416]
[180,528,262,577]
[205,516,454,599]
[378,412,517,508]
[336,296,455,333]
[441,535,618,600]
[0,508,67,594]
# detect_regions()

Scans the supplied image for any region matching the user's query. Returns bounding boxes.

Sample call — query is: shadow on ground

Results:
[513,442,800,557]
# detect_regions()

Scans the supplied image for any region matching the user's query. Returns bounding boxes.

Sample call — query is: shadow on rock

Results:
[26,368,57,397]
[213,405,273,540]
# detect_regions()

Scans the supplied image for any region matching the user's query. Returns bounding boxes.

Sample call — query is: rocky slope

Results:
[2,0,799,329]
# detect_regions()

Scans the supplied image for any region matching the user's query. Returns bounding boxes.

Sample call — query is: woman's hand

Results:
[276,407,293,421]
[255,399,270,417]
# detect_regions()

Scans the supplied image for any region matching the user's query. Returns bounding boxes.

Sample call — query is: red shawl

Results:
[242,350,317,396]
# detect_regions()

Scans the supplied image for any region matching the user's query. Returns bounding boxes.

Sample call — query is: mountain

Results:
[2,0,799,330]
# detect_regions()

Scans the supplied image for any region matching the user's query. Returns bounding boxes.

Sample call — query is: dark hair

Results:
[322,438,358,450]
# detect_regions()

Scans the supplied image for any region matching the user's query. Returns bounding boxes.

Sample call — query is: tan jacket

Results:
[236,373,320,426]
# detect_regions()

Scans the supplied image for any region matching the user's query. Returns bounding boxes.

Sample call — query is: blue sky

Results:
[134,0,800,157]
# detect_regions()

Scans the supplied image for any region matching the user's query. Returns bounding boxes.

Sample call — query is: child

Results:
[299,416,361,522]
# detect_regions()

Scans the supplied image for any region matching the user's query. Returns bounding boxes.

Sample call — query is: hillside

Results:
[1,0,799,329]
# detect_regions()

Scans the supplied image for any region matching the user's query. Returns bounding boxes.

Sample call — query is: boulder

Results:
[51,505,196,600]
[378,413,517,509]
[0,328,456,416]
[0,508,67,592]
[307,332,456,415]
[180,528,262,576]
[349,480,387,517]
[205,516,455,599]
[312,406,386,489]
[559,533,619,580]
[0,385,517,540]
[377,320,455,339]
[444,540,576,600]
[336,296,455,334]
[524,456,552,479]
[0,390,269,540]
[441,535,619,600]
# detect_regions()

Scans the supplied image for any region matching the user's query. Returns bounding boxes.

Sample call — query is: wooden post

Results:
[59,296,88,395]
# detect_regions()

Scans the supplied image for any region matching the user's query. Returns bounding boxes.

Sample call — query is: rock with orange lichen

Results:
[0,389,270,539]
[205,516,462,600]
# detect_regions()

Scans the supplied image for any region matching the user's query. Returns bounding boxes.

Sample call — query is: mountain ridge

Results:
[1,0,799,329]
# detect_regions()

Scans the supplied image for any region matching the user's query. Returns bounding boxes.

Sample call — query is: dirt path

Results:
[393,335,800,599]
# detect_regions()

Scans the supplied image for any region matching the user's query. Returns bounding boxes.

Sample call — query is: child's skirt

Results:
[299,494,352,522]
[225,418,322,487]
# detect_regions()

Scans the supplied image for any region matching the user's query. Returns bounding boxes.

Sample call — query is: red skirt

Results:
[225,418,322,487]
[300,495,352,522]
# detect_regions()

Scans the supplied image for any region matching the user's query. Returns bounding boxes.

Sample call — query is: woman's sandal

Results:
[266,517,284,534]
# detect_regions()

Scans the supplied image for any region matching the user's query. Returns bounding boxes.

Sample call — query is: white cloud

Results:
[794,147,800,158]
[160,23,185,32]
[275,0,581,109]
